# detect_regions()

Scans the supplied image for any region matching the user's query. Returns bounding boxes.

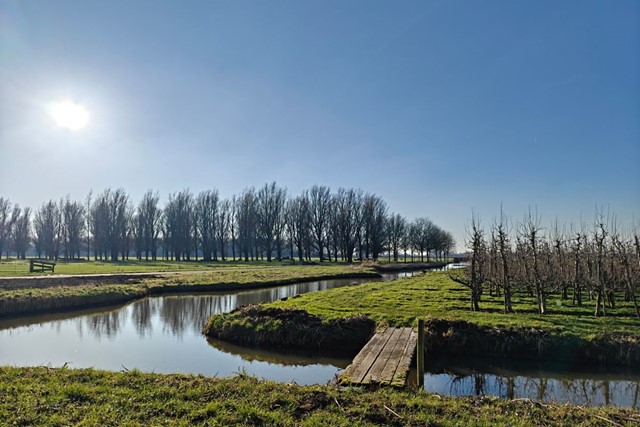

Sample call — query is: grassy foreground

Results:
[0,265,378,318]
[1,367,637,426]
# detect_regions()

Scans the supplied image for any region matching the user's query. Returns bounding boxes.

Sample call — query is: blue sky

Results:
[1,0,639,249]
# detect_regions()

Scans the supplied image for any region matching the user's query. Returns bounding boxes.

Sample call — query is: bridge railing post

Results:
[416,318,424,387]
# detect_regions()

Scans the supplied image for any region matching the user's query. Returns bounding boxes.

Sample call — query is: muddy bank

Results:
[0,271,381,319]
[372,262,447,272]
[204,305,376,352]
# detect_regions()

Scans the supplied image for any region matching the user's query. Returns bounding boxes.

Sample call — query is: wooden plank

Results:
[391,329,418,386]
[341,328,393,384]
[363,328,405,384]
[341,326,420,387]
[378,327,412,384]
[348,327,395,383]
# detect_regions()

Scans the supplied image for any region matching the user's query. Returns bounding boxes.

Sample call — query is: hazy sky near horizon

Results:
[1,0,639,250]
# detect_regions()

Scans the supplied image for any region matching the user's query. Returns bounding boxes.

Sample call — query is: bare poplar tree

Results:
[34,200,62,260]
[85,191,92,260]
[362,193,388,260]
[217,199,231,260]
[387,213,406,262]
[410,218,435,262]
[0,198,17,259]
[90,190,109,260]
[286,195,310,262]
[138,190,162,260]
[435,228,455,260]
[195,190,219,261]
[236,188,257,261]
[229,195,237,261]
[401,222,412,262]
[335,188,364,263]
[111,189,131,261]
[307,185,331,262]
[164,189,194,261]
[273,193,287,261]
[12,206,31,259]
[327,196,340,262]
[256,182,286,262]
[132,210,145,260]
[61,197,85,259]
[122,203,135,260]
[89,188,131,261]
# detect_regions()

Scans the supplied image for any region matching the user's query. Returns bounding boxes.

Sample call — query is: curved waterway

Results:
[0,272,414,385]
[1,270,638,408]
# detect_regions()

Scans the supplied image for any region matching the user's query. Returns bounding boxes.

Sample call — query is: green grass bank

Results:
[0,367,636,426]
[205,272,640,367]
[204,305,377,352]
[0,266,379,318]
[0,258,355,277]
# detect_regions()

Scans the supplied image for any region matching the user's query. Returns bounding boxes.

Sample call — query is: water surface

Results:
[0,274,412,384]
[412,357,640,409]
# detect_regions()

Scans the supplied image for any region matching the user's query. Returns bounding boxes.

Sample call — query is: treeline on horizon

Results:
[0,183,455,264]
[452,209,640,318]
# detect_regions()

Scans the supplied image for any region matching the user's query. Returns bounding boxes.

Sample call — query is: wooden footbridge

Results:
[340,320,425,388]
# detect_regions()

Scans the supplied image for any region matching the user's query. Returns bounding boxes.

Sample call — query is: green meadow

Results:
[0,265,378,318]
[0,258,348,277]
[269,271,640,339]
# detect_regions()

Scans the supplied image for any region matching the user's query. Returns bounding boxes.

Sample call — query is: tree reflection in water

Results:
[75,278,367,339]
[426,368,640,408]
[84,309,126,340]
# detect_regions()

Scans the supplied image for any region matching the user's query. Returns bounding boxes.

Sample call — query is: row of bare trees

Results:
[452,209,640,318]
[0,185,454,263]
[0,199,30,259]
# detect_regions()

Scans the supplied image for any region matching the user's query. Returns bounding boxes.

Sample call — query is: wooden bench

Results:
[29,259,56,273]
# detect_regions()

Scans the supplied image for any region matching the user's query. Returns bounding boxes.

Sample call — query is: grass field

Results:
[0,257,448,277]
[206,271,640,367]
[269,271,640,339]
[0,265,378,318]
[0,366,635,426]
[0,258,350,276]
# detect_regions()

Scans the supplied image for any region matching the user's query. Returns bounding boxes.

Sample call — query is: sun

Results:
[49,100,90,130]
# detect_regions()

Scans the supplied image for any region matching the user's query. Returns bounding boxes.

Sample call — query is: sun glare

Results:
[49,100,90,130]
